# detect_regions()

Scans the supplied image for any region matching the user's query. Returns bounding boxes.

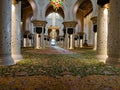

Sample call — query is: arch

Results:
[46,12,64,36]
[73,0,93,19]
[73,0,93,33]
[90,0,98,17]
[25,14,33,32]
[42,1,68,20]
[28,0,38,20]
[45,5,64,19]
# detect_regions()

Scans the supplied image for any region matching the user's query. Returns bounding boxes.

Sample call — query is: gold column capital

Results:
[63,21,77,27]
[31,20,47,27]
[91,16,97,25]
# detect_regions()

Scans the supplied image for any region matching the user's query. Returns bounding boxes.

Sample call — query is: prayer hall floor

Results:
[0,46,120,90]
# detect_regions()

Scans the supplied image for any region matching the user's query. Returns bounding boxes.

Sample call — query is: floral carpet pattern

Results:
[0,47,120,90]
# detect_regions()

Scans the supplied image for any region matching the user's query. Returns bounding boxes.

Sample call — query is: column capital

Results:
[24,31,30,36]
[77,32,84,36]
[31,20,47,27]
[63,21,77,28]
[77,32,84,39]
[91,16,97,25]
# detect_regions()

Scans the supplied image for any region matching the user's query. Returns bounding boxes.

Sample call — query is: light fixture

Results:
[50,0,64,10]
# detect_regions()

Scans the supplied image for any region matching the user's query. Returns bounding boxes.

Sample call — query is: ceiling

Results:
[79,0,93,17]
[21,0,93,18]
[21,0,30,9]
[45,5,65,18]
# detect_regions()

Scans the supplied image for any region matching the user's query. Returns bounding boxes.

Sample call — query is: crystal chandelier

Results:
[50,0,64,10]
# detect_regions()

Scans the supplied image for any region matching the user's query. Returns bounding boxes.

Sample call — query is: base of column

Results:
[69,47,74,49]
[106,57,120,65]
[80,46,83,48]
[35,47,42,49]
[93,47,97,50]
[0,55,15,66]
[12,54,23,63]
[96,55,108,63]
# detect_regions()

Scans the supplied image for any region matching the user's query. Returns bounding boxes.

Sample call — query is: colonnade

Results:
[0,0,119,66]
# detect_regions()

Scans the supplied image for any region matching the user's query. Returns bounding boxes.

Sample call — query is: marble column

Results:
[41,27,45,48]
[28,34,33,47]
[11,1,22,63]
[106,0,120,65]
[63,21,77,49]
[80,39,83,48]
[0,0,14,65]
[93,32,97,50]
[64,28,68,48]
[69,34,73,49]
[35,33,40,49]
[23,38,27,47]
[67,34,70,49]
[91,17,97,50]
[28,39,32,47]
[32,20,47,49]
[78,32,84,48]
[77,36,79,47]
[97,6,108,62]
[74,35,78,48]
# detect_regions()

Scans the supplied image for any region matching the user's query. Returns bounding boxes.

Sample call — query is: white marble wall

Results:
[0,0,14,65]
[91,0,98,17]
[84,13,94,45]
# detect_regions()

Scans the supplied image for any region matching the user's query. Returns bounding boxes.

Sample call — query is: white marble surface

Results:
[0,0,14,65]
[11,1,22,62]
[97,7,108,61]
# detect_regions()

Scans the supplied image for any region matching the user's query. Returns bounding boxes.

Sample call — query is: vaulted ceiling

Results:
[21,0,30,9]
[21,0,93,19]
[79,0,93,17]
[45,5,65,18]
[21,0,31,20]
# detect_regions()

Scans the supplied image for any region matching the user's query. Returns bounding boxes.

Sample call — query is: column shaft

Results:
[11,1,22,62]
[23,38,27,47]
[106,0,120,64]
[41,27,44,48]
[29,39,32,47]
[91,17,97,50]
[80,39,83,48]
[97,7,108,62]
[93,32,97,50]
[69,34,73,49]
[64,28,68,48]
[0,0,14,65]
[35,34,40,49]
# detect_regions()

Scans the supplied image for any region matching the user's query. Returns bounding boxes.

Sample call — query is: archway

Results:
[45,5,64,47]
[74,0,93,46]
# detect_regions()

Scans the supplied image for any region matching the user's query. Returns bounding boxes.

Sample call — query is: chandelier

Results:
[50,0,64,10]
